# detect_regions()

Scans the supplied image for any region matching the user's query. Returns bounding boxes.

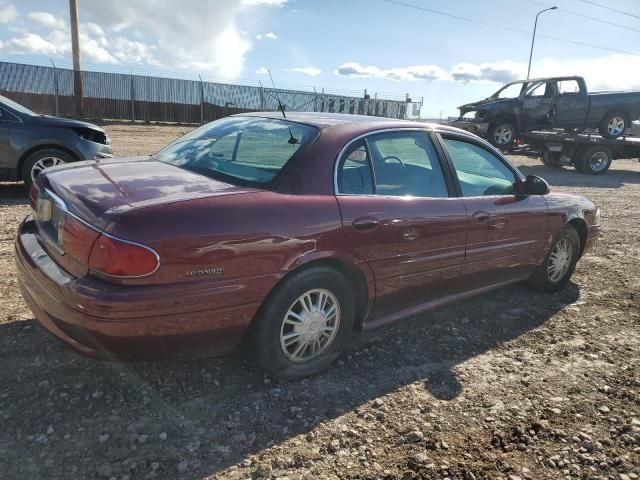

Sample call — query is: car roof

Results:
[236,111,465,131]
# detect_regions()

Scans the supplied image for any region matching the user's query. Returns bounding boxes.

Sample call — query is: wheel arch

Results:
[247,256,371,338]
[567,217,588,257]
[601,107,631,126]
[17,144,80,181]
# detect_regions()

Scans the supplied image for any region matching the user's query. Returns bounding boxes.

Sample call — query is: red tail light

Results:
[62,216,101,264]
[88,234,159,278]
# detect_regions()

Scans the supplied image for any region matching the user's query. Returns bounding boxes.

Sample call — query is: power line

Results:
[525,0,640,33]
[381,0,640,56]
[578,0,640,20]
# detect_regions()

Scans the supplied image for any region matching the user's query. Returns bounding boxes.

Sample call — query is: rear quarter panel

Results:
[103,191,373,300]
[587,92,640,125]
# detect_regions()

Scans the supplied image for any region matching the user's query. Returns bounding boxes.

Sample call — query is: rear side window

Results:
[557,80,580,94]
[442,138,516,196]
[337,140,374,194]
[368,132,448,198]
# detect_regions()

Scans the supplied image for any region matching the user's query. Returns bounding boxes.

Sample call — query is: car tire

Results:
[526,225,580,293]
[249,266,355,379]
[577,146,612,175]
[598,111,628,138]
[22,148,74,189]
[488,121,516,149]
[542,150,561,167]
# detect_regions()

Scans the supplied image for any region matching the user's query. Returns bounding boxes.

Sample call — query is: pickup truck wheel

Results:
[249,266,354,379]
[489,122,516,149]
[542,150,561,167]
[578,146,612,175]
[22,148,74,189]
[598,112,628,138]
[526,225,580,293]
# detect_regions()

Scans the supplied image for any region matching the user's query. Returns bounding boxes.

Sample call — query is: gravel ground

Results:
[0,122,639,480]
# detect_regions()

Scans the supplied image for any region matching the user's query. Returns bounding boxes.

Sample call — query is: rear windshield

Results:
[154,116,318,186]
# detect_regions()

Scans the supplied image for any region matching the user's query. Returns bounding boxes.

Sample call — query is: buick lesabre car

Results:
[15,112,600,378]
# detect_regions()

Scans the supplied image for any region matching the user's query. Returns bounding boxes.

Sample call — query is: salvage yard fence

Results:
[0,61,420,124]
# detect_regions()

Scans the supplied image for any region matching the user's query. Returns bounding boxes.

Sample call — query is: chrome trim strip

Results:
[40,189,161,279]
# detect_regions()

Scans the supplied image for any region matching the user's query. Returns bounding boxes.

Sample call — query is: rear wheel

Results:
[577,145,612,175]
[598,111,628,138]
[526,225,580,293]
[249,266,355,379]
[22,148,74,189]
[488,122,516,149]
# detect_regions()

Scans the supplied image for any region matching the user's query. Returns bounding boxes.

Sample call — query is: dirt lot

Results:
[1,122,639,480]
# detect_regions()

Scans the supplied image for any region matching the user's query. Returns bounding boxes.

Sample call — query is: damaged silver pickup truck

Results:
[454,76,640,148]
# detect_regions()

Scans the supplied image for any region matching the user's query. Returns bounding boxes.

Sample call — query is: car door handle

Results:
[472,211,490,222]
[352,217,379,231]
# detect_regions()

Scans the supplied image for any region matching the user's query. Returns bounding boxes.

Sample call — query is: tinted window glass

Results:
[368,132,448,197]
[337,140,374,194]
[442,138,516,196]
[155,117,318,186]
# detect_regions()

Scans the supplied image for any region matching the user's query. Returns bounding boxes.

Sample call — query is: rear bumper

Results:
[15,217,263,361]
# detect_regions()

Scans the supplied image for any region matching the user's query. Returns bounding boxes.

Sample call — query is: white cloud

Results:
[256,34,262,40]
[256,66,269,74]
[0,32,67,56]
[242,0,287,6]
[450,61,524,84]
[287,66,322,77]
[0,2,17,23]
[335,62,447,82]
[27,11,65,30]
[264,32,277,39]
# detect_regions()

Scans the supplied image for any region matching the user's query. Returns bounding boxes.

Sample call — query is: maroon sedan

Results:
[15,113,600,378]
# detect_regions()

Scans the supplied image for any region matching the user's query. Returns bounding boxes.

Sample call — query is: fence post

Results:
[199,75,204,124]
[259,81,265,110]
[313,87,317,112]
[50,59,59,116]
[130,73,135,121]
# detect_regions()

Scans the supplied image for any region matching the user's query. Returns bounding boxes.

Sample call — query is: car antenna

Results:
[267,69,298,145]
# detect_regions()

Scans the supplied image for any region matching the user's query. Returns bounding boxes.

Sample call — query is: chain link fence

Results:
[0,62,418,123]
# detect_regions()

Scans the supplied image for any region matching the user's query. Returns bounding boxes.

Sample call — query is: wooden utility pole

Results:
[69,0,83,117]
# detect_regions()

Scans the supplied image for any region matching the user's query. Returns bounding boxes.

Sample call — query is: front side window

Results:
[442,138,516,197]
[155,117,318,186]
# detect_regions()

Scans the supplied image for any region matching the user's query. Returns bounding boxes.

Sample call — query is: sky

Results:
[0,0,639,118]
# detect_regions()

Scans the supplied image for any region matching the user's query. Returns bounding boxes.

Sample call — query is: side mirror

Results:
[523,175,550,195]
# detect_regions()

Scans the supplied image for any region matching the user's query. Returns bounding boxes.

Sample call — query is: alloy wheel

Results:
[279,288,340,363]
[547,238,573,282]
[31,156,66,182]
[589,151,609,173]
[494,125,513,145]
[607,116,625,136]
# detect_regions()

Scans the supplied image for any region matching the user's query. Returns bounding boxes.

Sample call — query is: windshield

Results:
[155,116,318,186]
[0,94,36,115]
[493,82,527,99]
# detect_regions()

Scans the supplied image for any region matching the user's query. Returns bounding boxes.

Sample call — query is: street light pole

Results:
[527,6,557,79]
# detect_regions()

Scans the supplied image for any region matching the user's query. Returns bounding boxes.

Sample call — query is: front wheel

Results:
[249,266,355,379]
[526,225,580,293]
[488,122,516,149]
[22,148,74,189]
